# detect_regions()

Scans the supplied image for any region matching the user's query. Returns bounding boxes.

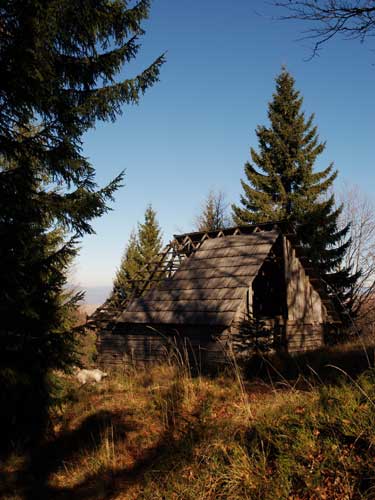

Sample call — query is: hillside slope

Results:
[2,356,375,499]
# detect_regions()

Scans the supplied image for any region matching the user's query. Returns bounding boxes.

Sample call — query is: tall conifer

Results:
[112,230,141,303]
[232,69,355,310]
[0,1,164,444]
[111,205,163,304]
[137,205,163,269]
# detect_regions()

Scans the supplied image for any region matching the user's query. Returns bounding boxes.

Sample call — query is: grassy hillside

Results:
[2,349,375,500]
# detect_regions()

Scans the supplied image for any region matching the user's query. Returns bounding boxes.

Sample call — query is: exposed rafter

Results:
[87,220,343,329]
[86,223,282,330]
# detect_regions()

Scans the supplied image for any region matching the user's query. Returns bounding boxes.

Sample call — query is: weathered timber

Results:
[91,222,342,367]
[117,231,278,325]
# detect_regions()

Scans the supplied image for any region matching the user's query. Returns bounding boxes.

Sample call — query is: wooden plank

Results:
[199,231,278,249]
[159,277,252,291]
[118,310,234,325]
[176,256,270,270]
[115,234,277,328]
[173,265,261,281]
[125,298,242,313]
[143,287,246,302]
[193,247,273,260]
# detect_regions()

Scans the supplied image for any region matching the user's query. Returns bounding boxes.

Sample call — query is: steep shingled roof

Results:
[116,230,279,326]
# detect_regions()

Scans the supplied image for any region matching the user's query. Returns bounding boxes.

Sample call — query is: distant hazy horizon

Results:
[79,285,111,305]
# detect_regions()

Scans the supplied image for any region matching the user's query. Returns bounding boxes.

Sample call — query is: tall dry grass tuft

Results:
[223,341,255,420]
[3,345,375,499]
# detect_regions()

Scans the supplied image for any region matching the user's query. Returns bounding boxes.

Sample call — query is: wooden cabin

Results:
[94,224,341,368]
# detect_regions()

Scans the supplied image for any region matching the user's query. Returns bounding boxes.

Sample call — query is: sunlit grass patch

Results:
[3,360,375,499]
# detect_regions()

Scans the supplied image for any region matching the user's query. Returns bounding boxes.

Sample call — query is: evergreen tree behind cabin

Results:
[137,205,163,270]
[112,230,141,303]
[112,205,163,305]
[232,69,355,311]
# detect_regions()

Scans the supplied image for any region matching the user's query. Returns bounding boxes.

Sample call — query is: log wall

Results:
[97,323,231,369]
[285,322,324,353]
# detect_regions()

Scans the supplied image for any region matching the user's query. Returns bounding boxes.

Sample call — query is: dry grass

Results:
[2,351,375,500]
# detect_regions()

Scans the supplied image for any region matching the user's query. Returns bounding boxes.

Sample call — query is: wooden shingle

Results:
[116,230,279,326]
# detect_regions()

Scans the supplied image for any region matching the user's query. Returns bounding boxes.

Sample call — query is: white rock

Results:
[76,368,108,385]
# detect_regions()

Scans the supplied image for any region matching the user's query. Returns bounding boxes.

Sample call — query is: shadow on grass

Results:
[0,381,208,500]
[48,420,203,500]
[243,343,375,385]
[2,344,375,499]
[0,408,139,500]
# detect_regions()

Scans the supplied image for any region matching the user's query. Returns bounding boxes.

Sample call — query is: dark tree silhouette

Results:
[0,0,165,448]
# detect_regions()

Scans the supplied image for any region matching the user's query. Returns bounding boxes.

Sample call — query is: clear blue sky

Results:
[75,0,375,300]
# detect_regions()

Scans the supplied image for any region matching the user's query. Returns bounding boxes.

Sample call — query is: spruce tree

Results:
[111,205,163,304]
[134,204,163,294]
[137,205,163,269]
[232,69,356,312]
[0,1,164,445]
[0,155,84,443]
[112,230,141,303]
